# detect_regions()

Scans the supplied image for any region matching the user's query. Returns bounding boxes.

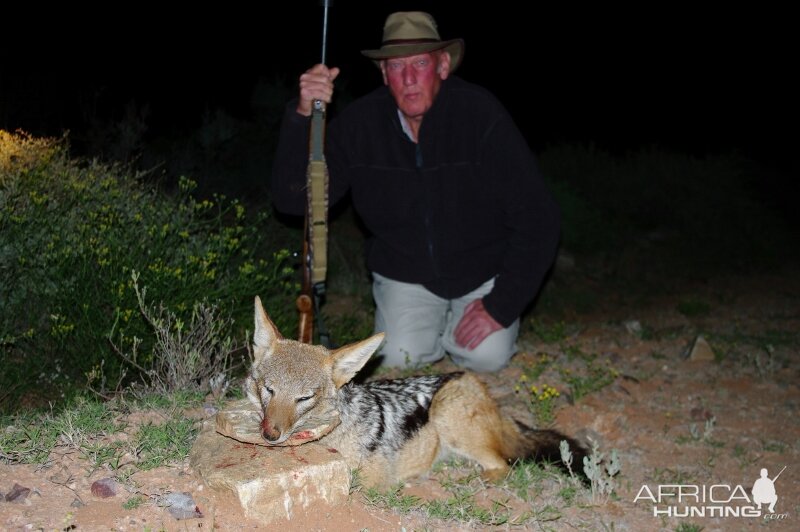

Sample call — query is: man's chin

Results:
[399,102,427,119]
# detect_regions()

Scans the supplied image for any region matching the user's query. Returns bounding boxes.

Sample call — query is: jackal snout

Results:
[259,416,281,443]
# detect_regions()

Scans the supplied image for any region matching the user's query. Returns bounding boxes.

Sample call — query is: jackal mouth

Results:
[263,421,337,446]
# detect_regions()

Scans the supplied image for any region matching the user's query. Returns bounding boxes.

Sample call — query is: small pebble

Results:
[5,483,31,503]
[160,492,203,520]
[90,478,119,498]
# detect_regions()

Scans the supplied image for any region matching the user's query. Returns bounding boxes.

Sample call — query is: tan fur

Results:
[247,296,582,488]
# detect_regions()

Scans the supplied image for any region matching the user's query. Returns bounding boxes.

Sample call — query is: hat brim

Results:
[361,39,464,74]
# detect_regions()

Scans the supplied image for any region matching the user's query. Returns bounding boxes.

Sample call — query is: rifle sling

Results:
[304,105,333,347]
[307,108,328,286]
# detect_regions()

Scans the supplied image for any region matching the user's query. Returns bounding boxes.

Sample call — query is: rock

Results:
[90,478,119,498]
[5,483,31,503]
[624,320,643,337]
[214,399,266,445]
[685,335,715,362]
[47,465,73,485]
[159,492,203,520]
[190,400,349,524]
[71,498,85,508]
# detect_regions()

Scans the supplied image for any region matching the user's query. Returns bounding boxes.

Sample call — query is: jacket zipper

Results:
[417,144,438,278]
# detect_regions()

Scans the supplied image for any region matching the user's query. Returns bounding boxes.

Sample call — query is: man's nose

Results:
[403,66,416,86]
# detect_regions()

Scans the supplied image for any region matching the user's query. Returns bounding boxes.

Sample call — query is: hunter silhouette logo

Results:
[752,466,785,514]
[634,465,789,519]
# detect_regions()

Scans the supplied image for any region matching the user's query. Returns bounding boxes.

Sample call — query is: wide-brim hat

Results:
[361,11,464,73]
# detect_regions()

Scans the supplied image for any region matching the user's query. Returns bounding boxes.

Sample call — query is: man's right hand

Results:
[297,64,341,117]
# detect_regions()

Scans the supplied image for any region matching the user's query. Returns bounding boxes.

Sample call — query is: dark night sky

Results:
[1,3,796,173]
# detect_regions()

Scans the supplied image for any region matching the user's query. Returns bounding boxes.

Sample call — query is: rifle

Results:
[771,466,786,483]
[297,0,333,347]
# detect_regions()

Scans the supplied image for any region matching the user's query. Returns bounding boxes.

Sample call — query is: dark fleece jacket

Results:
[271,76,560,328]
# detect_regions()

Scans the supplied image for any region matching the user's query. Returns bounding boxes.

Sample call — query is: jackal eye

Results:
[296,393,315,403]
[264,386,274,396]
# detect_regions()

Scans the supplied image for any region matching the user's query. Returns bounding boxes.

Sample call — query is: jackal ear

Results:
[330,333,385,388]
[253,295,283,363]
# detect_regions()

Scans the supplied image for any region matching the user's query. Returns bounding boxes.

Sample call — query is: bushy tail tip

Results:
[508,421,589,483]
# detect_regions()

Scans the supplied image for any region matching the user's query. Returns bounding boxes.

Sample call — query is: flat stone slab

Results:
[214,399,267,445]
[189,400,350,523]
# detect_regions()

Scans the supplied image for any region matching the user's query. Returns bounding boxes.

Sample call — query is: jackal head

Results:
[245,296,384,446]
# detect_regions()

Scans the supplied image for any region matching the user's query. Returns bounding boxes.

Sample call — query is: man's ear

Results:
[437,51,451,80]
[330,333,385,387]
[379,60,389,85]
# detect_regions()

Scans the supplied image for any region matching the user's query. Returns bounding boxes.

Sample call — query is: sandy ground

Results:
[1,270,797,531]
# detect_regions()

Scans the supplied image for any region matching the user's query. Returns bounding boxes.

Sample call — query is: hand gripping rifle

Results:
[297,0,334,346]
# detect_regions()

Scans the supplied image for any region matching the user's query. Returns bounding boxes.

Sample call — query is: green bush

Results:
[0,131,296,410]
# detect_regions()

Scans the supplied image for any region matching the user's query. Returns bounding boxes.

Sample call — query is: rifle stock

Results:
[296,294,314,344]
[297,224,314,343]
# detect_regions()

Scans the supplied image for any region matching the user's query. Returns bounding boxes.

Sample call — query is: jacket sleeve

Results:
[479,112,561,328]
[271,100,351,216]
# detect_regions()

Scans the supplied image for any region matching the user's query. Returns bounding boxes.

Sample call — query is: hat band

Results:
[382,38,442,46]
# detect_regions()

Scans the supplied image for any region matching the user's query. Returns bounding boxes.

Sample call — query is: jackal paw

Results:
[481,467,509,484]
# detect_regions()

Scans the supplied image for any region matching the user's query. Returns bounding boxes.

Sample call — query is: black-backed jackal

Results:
[246,296,586,488]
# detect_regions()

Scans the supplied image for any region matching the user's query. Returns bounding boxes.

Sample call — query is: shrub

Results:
[107,270,237,397]
[0,130,296,410]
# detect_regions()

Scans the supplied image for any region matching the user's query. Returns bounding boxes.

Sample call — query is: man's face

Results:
[381,52,451,122]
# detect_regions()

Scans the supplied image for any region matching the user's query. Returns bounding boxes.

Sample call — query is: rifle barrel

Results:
[321,2,330,64]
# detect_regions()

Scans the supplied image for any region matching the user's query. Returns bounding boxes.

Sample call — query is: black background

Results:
[1,3,796,176]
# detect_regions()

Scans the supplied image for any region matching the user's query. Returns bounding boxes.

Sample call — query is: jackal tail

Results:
[503,420,589,480]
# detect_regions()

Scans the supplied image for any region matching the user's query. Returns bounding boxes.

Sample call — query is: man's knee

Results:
[443,319,519,372]
[376,332,443,368]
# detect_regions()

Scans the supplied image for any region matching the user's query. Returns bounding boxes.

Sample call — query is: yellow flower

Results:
[239,262,255,275]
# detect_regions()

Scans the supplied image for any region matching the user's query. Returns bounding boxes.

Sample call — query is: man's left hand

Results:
[453,299,503,350]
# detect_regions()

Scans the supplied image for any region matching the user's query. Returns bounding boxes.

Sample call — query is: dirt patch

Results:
[1,271,798,530]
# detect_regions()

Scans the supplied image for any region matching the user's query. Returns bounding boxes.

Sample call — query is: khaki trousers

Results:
[372,272,519,372]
